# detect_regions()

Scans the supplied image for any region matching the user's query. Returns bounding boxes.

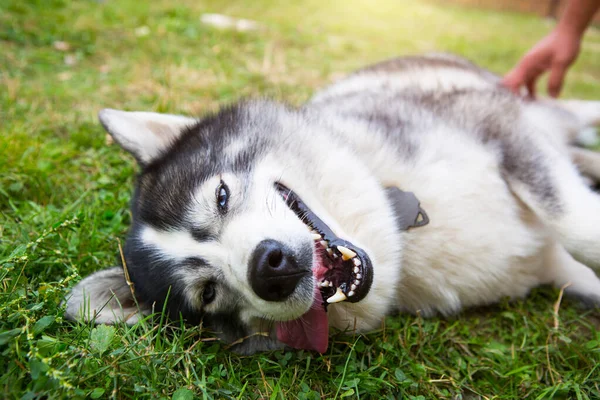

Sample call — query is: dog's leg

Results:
[558,100,600,147]
[507,138,600,270]
[570,147,600,183]
[557,100,600,128]
[551,99,600,187]
[537,99,600,146]
[545,243,600,307]
[501,99,600,270]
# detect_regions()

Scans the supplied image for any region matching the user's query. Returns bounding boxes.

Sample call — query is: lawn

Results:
[1,0,600,398]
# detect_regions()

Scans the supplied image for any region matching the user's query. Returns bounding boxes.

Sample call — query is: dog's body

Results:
[66,54,600,354]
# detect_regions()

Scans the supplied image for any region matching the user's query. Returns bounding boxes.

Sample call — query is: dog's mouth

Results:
[275,183,374,306]
[272,183,427,353]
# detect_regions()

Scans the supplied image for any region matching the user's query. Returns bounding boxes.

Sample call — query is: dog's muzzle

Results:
[248,239,310,302]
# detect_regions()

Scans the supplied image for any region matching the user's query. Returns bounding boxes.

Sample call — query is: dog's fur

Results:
[65,54,600,354]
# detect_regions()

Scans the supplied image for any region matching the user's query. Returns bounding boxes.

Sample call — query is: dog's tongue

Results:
[276,289,328,353]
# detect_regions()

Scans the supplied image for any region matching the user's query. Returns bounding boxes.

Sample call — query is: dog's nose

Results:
[249,239,309,302]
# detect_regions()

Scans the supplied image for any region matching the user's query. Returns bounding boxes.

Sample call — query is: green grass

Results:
[2,0,600,398]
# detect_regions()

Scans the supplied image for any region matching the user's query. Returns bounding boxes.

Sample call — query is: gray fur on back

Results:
[306,53,563,214]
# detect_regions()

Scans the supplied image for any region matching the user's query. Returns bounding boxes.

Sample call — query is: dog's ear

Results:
[98,109,197,166]
[65,267,151,325]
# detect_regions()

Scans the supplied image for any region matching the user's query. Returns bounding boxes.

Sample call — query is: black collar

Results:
[384,187,429,231]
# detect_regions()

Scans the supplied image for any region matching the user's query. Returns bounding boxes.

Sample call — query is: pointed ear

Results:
[99,109,197,166]
[65,267,151,325]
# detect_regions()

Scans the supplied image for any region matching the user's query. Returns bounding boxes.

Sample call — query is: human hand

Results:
[502,29,582,98]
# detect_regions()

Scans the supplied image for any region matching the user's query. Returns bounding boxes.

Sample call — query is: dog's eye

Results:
[203,282,216,305]
[216,181,229,213]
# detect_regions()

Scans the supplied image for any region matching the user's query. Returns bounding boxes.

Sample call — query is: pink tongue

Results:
[276,289,329,353]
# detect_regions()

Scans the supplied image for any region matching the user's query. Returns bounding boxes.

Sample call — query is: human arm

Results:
[502,0,600,98]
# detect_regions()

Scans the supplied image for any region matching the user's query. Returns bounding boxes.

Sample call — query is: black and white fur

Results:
[66,54,600,354]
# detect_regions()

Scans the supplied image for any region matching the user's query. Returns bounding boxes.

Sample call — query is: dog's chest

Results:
[370,133,550,315]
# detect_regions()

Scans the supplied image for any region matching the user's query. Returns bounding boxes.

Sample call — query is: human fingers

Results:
[548,62,568,98]
[501,69,523,94]
[503,54,544,97]
[526,75,537,99]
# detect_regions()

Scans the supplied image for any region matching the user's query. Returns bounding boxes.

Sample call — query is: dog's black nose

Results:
[249,239,309,302]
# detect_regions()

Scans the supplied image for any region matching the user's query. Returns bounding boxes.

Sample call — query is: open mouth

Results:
[275,183,374,307]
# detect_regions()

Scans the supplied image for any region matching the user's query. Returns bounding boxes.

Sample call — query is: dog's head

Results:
[66,102,402,353]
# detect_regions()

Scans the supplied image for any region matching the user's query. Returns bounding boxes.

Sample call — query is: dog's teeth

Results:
[353,267,359,274]
[320,240,328,248]
[312,233,322,240]
[348,290,355,297]
[356,273,362,280]
[353,258,361,266]
[326,287,347,304]
[326,248,333,256]
[351,284,357,291]
[336,245,356,261]
[354,279,360,285]
[319,280,330,287]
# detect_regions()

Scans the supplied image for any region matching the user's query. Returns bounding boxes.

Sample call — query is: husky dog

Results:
[65,54,600,354]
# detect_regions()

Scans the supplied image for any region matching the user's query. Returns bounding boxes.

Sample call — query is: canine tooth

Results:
[320,280,330,287]
[356,273,362,280]
[353,267,359,274]
[312,233,322,240]
[353,258,361,266]
[326,287,347,304]
[348,290,355,297]
[336,245,356,261]
[351,284,357,291]
[320,240,328,248]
